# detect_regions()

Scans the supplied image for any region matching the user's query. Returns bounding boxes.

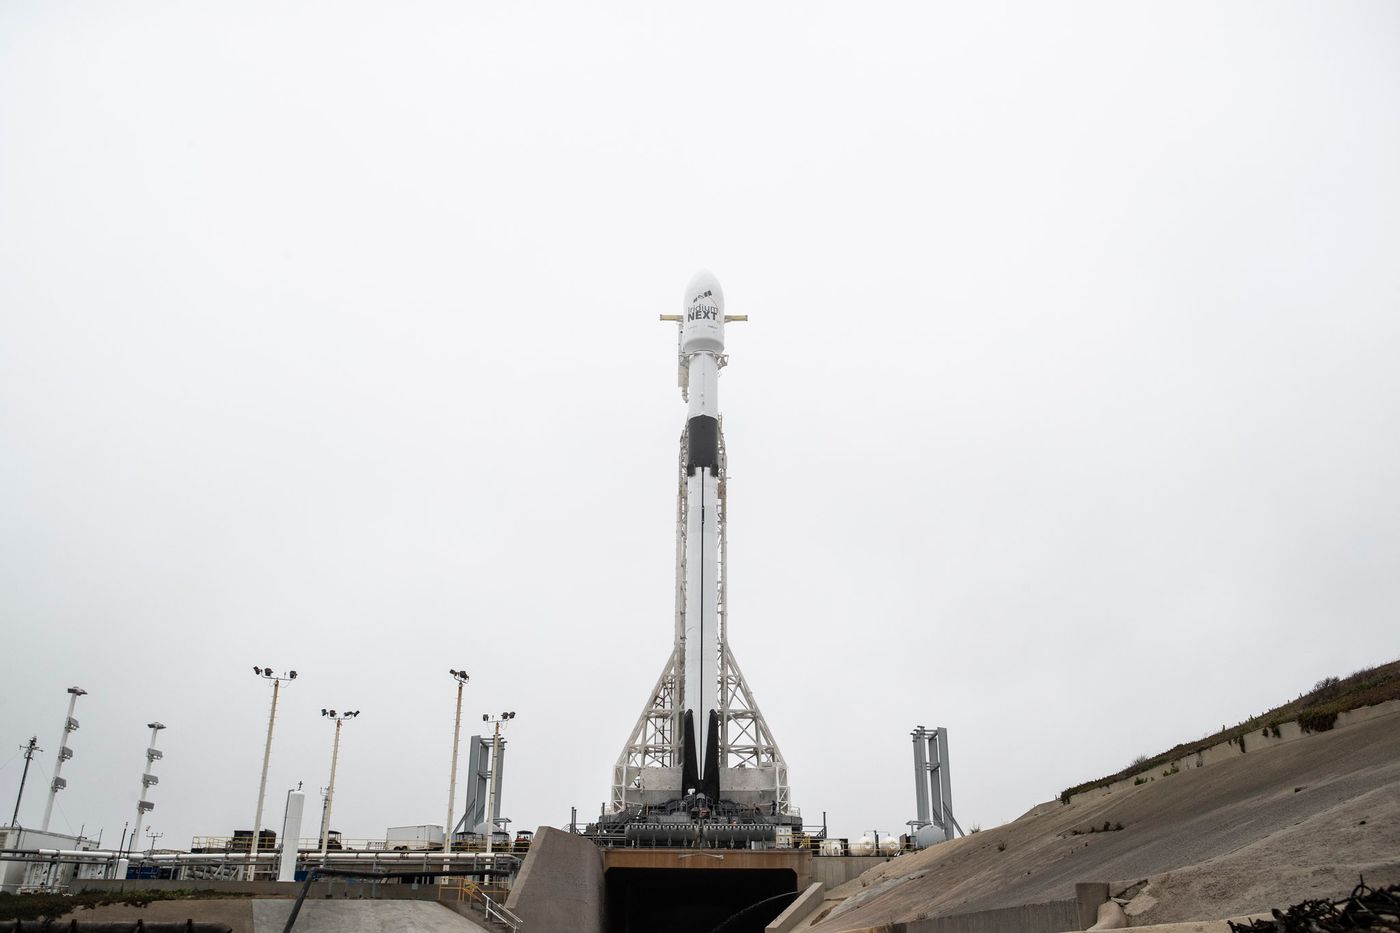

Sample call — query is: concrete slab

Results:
[506,826,605,933]
[252,899,491,933]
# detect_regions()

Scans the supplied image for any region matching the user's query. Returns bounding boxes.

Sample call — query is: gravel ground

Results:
[808,706,1400,931]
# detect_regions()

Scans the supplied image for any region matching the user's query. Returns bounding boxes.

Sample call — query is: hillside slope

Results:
[809,703,1400,931]
[1061,661,1400,803]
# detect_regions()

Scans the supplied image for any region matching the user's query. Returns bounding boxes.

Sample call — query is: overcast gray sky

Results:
[2,1,1398,850]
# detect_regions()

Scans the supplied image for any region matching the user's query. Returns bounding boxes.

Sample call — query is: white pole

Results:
[249,677,282,880]
[484,721,500,855]
[444,675,467,855]
[128,722,164,868]
[319,718,343,856]
[40,687,85,832]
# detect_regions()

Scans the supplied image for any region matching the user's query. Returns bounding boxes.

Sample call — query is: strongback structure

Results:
[454,735,505,837]
[599,272,797,845]
[910,725,961,847]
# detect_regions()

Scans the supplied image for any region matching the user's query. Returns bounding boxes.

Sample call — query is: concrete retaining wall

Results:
[766,882,825,932]
[878,898,1080,933]
[506,827,605,933]
[811,855,890,889]
[840,885,1108,933]
[1070,699,1400,803]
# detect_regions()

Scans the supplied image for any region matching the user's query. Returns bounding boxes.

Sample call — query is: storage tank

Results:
[849,835,876,856]
[819,839,844,857]
[878,835,901,856]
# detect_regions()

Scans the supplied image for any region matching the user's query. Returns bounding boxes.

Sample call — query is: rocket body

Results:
[680,271,725,777]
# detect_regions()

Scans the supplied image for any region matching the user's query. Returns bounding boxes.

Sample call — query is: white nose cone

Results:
[681,270,725,354]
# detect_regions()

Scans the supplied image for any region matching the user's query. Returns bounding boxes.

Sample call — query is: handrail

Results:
[448,878,523,931]
[280,867,517,933]
[483,893,524,931]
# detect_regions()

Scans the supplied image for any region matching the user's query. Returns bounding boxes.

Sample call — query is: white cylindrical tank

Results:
[878,835,901,856]
[819,839,844,857]
[680,270,725,354]
[278,789,305,882]
[849,835,876,856]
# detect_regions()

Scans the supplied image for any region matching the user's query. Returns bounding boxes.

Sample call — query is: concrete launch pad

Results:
[508,827,810,933]
[251,900,491,933]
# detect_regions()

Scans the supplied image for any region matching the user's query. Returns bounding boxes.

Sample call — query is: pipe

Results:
[0,849,515,867]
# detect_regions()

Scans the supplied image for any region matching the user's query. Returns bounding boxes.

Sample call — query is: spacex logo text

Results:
[688,304,720,322]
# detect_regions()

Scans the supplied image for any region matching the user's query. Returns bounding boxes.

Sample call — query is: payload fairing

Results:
[600,272,798,843]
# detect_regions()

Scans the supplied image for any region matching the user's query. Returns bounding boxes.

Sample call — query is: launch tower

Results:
[597,272,798,846]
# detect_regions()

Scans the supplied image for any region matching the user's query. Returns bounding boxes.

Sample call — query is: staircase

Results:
[439,879,523,932]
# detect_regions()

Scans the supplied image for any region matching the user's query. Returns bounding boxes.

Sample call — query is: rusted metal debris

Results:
[1229,879,1399,933]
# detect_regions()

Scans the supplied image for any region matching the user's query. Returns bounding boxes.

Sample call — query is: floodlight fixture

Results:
[147,722,166,731]
[290,671,298,679]
[68,686,88,696]
[254,667,262,675]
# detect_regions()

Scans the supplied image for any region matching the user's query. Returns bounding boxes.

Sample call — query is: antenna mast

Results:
[9,737,41,827]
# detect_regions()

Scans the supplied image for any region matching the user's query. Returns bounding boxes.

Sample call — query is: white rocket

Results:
[608,271,791,820]
[678,270,726,784]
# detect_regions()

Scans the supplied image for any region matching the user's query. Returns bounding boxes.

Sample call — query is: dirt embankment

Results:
[809,706,1400,931]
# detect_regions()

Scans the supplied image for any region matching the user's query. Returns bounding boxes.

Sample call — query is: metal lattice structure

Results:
[610,422,791,815]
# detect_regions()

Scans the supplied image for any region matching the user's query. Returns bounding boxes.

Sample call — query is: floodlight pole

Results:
[444,670,469,855]
[249,667,295,881]
[128,722,165,868]
[481,712,515,855]
[40,686,86,832]
[486,721,500,855]
[319,710,357,856]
